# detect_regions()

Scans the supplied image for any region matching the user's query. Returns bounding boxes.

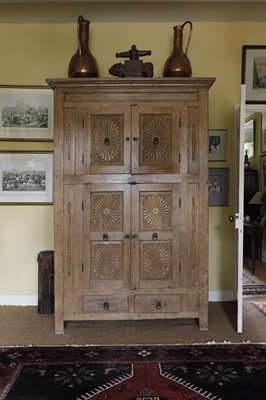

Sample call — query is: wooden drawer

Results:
[83,295,128,313]
[135,294,181,313]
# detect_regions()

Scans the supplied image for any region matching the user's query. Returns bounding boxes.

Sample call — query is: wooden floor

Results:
[0,298,265,346]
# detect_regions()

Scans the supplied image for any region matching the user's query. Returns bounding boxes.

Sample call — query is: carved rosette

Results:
[91,192,122,231]
[141,242,171,279]
[91,243,122,279]
[91,115,123,165]
[141,115,171,163]
[141,192,171,230]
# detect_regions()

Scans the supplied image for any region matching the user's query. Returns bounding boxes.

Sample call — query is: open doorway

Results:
[243,109,266,305]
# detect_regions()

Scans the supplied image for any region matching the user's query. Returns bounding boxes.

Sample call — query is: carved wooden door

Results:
[131,105,180,174]
[63,106,131,175]
[130,183,180,290]
[83,183,131,292]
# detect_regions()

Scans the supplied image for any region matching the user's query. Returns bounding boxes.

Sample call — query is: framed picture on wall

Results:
[0,86,54,141]
[242,45,266,103]
[208,168,229,206]
[0,152,53,204]
[261,112,266,152]
[260,155,266,191]
[208,129,227,161]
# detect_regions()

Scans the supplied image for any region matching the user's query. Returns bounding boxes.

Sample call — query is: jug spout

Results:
[163,21,192,77]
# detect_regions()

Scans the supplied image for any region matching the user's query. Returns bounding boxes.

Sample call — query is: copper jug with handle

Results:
[68,15,98,78]
[163,21,192,77]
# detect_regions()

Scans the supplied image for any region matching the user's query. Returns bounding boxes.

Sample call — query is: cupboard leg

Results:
[199,307,208,331]
[199,319,208,331]
[55,317,65,334]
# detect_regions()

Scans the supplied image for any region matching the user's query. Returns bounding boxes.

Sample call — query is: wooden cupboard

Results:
[47,78,215,334]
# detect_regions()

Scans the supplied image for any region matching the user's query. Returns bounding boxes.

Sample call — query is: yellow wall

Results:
[1,2,266,300]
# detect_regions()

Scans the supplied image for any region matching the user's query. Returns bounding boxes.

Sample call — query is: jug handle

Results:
[181,21,193,56]
[77,15,84,55]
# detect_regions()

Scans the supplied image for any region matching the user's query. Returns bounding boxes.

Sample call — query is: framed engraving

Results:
[208,129,227,161]
[0,86,53,141]
[242,45,266,103]
[0,151,53,204]
[208,168,229,206]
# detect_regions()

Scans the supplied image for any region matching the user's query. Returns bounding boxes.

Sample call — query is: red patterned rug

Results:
[252,301,266,316]
[0,344,265,399]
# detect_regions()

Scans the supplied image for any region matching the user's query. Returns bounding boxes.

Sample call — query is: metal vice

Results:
[109,44,153,77]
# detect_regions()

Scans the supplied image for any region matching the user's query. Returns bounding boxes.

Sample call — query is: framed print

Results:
[208,168,229,206]
[0,152,53,204]
[261,112,266,152]
[244,119,255,158]
[208,129,227,161]
[260,155,266,191]
[0,86,53,141]
[242,45,266,103]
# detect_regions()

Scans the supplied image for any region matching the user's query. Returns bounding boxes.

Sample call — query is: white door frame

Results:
[236,84,246,333]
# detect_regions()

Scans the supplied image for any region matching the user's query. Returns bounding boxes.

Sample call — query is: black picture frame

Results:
[208,168,229,206]
[242,45,266,103]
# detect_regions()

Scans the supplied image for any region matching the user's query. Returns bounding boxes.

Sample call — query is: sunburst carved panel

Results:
[91,192,123,231]
[91,115,123,165]
[141,192,171,230]
[141,242,172,280]
[140,115,172,164]
[91,242,122,279]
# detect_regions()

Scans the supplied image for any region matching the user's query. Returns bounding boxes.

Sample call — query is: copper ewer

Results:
[163,21,193,77]
[68,15,98,78]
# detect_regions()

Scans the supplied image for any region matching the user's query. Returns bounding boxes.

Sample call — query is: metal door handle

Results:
[124,233,138,239]
[229,215,250,223]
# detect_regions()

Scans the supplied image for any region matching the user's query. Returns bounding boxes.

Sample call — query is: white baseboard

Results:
[0,294,38,306]
[0,291,236,306]
[209,290,236,302]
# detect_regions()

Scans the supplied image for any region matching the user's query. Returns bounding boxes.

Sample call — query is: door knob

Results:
[244,215,250,223]
[229,214,250,223]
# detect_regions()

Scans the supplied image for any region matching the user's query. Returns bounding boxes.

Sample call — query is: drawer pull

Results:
[155,301,162,310]
[133,137,139,141]
[152,232,158,241]
[153,136,159,145]
[104,137,110,145]
[103,301,109,311]
[103,233,109,241]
